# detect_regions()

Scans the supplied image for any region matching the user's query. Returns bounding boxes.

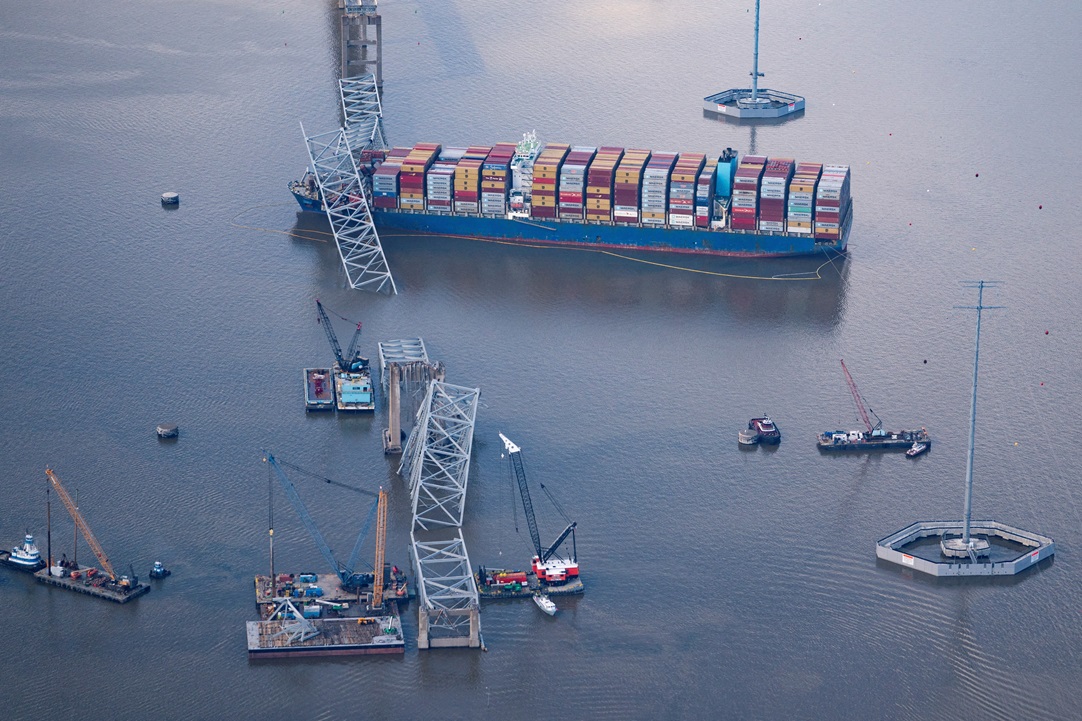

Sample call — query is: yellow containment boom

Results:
[371,488,387,608]
[46,468,117,581]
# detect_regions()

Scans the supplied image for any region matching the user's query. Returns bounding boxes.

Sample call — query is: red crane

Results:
[840,359,882,433]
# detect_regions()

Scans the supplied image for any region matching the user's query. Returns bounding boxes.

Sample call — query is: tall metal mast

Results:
[750,0,764,102]
[958,281,1003,545]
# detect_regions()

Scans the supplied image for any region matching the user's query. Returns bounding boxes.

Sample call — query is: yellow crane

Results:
[45,468,117,581]
[371,488,387,608]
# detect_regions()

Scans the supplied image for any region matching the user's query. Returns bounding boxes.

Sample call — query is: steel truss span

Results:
[339,74,387,153]
[400,381,480,530]
[301,123,396,293]
[411,531,480,640]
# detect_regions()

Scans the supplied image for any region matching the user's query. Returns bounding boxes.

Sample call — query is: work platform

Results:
[876,520,1055,577]
[247,610,403,658]
[35,567,150,604]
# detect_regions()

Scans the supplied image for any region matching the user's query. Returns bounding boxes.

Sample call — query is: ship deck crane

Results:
[264,453,385,592]
[45,468,117,581]
[316,300,367,373]
[498,433,578,584]
[840,359,883,435]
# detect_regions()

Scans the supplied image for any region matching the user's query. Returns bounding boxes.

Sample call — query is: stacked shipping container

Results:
[585,147,624,222]
[371,146,410,208]
[695,158,718,228]
[452,145,490,214]
[786,162,821,234]
[557,147,597,219]
[669,153,705,228]
[362,140,849,242]
[530,144,570,219]
[731,155,766,230]
[641,153,677,225]
[481,142,516,215]
[398,143,440,209]
[758,158,794,233]
[813,165,851,240]
[613,150,651,223]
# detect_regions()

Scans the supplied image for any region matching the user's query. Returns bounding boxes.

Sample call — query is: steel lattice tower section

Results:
[339,74,388,153]
[401,380,482,649]
[410,531,480,648]
[400,381,481,529]
[301,124,397,294]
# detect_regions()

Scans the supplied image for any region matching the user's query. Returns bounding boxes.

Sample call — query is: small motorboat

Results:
[149,561,172,579]
[738,428,760,445]
[906,442,928,458]
[533,593,557,616]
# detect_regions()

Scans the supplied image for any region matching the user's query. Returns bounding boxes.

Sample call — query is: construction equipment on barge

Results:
[36,469,149,603]
[315,300,374,412]
[817,360,931,452]
[484,434,583,598]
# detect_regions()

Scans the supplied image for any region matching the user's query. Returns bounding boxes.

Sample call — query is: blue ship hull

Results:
[292,189,850,258]
[370,210,849,258]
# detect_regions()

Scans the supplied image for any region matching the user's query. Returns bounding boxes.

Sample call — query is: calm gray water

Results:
[2,1,1081,718]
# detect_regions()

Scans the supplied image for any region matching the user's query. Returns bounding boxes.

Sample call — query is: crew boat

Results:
[0,533,46,572]
[533,593,557,616]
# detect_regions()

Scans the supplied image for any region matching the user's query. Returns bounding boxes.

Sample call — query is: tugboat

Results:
[749,416,781,445]
[0,533,46,572]
[149,561,171,579]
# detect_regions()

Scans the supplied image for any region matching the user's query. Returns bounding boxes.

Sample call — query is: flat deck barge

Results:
[304,368,335,411]
[34,567,150,604]
[246,612,404,658]
[476,571,584,600]
[818,428,931,452]
[333,365,375,412]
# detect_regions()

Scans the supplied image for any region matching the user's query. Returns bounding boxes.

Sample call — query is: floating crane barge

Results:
[35,469,150,604]
[247,454,411,658]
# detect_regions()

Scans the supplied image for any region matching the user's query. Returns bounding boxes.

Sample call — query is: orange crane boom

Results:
[46,468,117,580]
[840,359,881,433]
[371,488,387,608]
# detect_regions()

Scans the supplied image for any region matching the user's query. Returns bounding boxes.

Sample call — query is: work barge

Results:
[247,571,410,658]
[22,468,152,604]
[35,566,149,604]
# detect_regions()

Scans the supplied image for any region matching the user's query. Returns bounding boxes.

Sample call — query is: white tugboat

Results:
[0,533,46,572]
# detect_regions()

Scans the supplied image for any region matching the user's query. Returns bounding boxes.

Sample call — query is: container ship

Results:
[291,133,853,258]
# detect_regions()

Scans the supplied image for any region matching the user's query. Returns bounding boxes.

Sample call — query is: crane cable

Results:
[274,458,377,498]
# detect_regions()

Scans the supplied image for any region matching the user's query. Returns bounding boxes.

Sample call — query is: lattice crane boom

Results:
[45,468,116,580]
[499,433,543,560]
[371,488,387,607]
[840,359,881,433]
[316,300,347,370]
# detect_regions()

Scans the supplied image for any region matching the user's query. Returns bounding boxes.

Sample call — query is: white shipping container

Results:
[669,214,694,227]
